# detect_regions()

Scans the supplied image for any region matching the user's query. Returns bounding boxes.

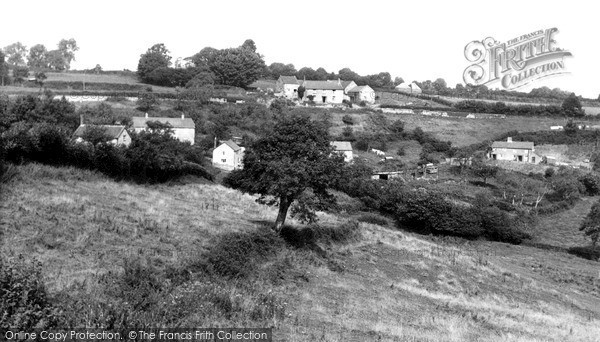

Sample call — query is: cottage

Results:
[347,85,376,104]
[490,137,541,164]
[327,79,357,100]
[301,80,344,104]
[132,113,195,145]
[212,140,245,171]
[276,75,301,99]
[331,141,353,162]
[72,124,132,147]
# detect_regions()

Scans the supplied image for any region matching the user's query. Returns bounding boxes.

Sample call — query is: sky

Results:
[1,0,598,98]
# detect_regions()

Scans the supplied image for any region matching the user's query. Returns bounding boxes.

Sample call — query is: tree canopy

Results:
[137,43,172,82]
[223,114,345,232]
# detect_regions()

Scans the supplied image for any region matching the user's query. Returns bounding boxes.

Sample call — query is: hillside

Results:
[1,164,599,341]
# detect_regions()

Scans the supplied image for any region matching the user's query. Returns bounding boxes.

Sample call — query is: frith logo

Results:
[463,28,572,90]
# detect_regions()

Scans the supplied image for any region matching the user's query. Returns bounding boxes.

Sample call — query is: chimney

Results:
[181,114,185,119]
[145,113,148,119]
[338,78,341,86]
[214,136,217,149]
[507,137,513,143]
[80,114,83,126]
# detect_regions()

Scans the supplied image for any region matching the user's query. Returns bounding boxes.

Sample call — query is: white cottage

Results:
[212,140,245,171]
[331,141,353,162]
[395,82,422,94]
[301,80,344,104]
[490,137,541,164]
[72,124,132,147]
[348,85,376,104]
[132,114,195,145]
[276,75,301,100]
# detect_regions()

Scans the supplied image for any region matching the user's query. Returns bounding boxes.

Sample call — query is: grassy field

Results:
[45,72,139,84]
[1,163,599,341]
[321,110,594,147]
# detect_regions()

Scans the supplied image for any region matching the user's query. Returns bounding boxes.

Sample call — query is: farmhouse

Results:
[212,140,245,171]
[490,137,541,164]
[331,141,353,162]
[72,124,132,147]
[327,79,358,100]
[132,113,195,145]
[347,85,376,104]
[276,75,300,99]
[301,80,344,104]
[395,82,422,94]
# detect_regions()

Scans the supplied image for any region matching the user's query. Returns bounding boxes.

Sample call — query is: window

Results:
[532,157,535,163]
[223,151,225,155]
[222,159,226,163]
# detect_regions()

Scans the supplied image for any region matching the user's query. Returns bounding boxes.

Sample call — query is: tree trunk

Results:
[274,196,292,233]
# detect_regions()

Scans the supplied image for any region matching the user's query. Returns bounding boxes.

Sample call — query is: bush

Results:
[544,167,555,178]
[342,114,354,125]
[0,256,60,330]
[355,138,369,151]
[203,229,284,278]
[397,147,406,156]
[567,246,600,261]
[578,173,600,196]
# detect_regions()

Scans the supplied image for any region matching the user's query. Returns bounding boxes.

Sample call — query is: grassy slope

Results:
[322,110,594,147]
[1,163,599,341]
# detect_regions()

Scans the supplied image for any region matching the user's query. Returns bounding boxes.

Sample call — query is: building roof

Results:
[327,79,355,88]
[491,141,534,149]
[132,116,195,129]
[278,75,300,85]
[72,125,127,140]
[331,141,352,151]
[221,140,242,152]
[348,85,373,93]
[301,80,343,90]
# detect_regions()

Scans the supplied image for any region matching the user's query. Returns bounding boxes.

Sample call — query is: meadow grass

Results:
[1,163,599,341]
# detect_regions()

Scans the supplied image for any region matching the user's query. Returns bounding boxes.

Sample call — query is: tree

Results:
[190,47,219,68]
[471,163,499,184]
[267,62,297,79]
[241,39,257,53]
[57,38,79,69]
[80,125,112,145]
[433,78,447,94]
[185,68,214,88]
[562,92,584,117]
[137,89,159,111]
[3,42,28,66]
[223,115,345,232]
[207,46,266,88]
[46,50,67,71]
[393,77,404,86]
[580,200,600,245]
[93,64,102,74]
[28,44,48,69]
[137,43,172,82]
[297,85,305,99]
[564,119,578,135]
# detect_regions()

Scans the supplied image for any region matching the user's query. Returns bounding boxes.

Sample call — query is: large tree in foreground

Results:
[224,115,345,232]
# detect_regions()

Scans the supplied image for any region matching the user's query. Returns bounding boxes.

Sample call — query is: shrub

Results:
[355,138,369,151]
[137,90,159,111]
[397,147,406,156]
[544,167,555,178]
[479,207,528,244]
[567,246,600,261]
[0,256,60,330]
[580,200,600,245]
[203,229,284,278]
[578,173,600,196]
[342,114,354,125]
